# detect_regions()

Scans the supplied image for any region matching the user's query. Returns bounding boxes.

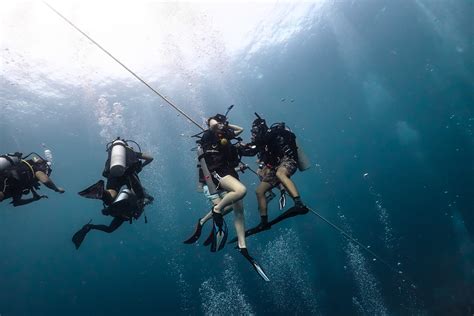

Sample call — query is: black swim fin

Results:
[238,247,270,282]
[229,222,271,243]
[183,219,203,244]
[203,229,214,247]
[72,222,92,250]
[78,180,104,199]
[268,205,309,227]
[210,211,228,252]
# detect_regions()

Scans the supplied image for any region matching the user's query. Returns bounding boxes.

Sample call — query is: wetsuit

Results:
[241,124,299,187]
[0,159,49,205]
[199,128,241,185]
[90,149,146,232]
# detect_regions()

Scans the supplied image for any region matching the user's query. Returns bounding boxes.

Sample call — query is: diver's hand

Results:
[56,187,65,194]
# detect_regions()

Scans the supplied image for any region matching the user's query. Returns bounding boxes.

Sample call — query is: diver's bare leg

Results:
[255,181,273,217]
[213,175,246,213]
[276,167,299,198]
[232,199,247,249]
[201,196,233,225]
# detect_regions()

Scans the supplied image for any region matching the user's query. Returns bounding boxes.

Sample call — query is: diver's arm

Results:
[238,142,259,157]
[227,124,244,136]
[140,153,154,168]
[35,171,65,193]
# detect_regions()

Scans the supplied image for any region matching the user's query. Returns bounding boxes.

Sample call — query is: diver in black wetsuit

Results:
[238,113,309,236]
[72,138,154,249]
[183,113,270,281]
[0,153,65,207]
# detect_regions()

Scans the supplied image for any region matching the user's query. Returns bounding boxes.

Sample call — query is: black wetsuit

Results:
[244,126,298,167]
[200,129,241,185]
[89,147,150,232]
[0,160,49,206]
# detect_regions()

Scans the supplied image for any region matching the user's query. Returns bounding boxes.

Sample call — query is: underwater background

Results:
[1,1,473,315]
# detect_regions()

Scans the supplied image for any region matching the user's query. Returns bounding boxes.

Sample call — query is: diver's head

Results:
[207,114,227,131]
[31,156,52,176]
[251,113,268,142]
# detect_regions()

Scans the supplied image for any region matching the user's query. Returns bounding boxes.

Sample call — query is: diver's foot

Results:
[183,219,203,244]
[293,204,309,215]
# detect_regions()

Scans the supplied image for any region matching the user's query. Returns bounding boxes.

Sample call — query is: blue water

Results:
[1,1,473,315]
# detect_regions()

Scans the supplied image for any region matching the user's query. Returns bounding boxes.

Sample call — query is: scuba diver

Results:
[234,113,311,240]
[0,152,65,207]
[184,110,270,281]
[72,138,154,249]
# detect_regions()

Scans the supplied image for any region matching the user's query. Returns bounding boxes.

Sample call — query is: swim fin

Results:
[72,222,92,250]
[78,180,104,199]
[230,206,309,243]
[203,229,214,247]
[238,247,270,282]
[229,222,271,243]
[183,218,203,244]
[268,205,309,227]
[210,211,228,252]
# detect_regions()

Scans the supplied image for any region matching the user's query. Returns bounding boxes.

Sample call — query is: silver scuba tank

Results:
[114,188,133,204]
[107,188,137,215]
[295,139,311,171]
[109,140,127,177]
[0,153,21,172]
[197,145,218,195]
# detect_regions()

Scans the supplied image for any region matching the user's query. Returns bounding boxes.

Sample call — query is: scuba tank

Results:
[103,188,138,218]
[197,145,218,195]
[269,122,311,172]
[295,139,311,171]
[0,153,22,172]
[109,139,128,177]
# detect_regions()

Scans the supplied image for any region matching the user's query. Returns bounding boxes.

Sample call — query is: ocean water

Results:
[1,1,473,315]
